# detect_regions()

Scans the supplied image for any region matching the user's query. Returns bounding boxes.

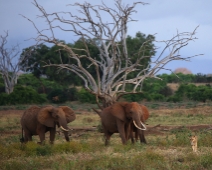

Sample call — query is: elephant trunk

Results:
[59,118,69,132]
[60,126,69,132]
[59,119,70,142]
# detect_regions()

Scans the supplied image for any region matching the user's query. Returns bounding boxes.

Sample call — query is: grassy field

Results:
[1,101,212,170]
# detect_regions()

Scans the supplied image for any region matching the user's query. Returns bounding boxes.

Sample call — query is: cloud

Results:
[0,0,211,74]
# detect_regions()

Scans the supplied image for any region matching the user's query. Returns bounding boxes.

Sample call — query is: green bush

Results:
[150,94,165,101]
[0,93,8,105]
[123,92,152,102]
[159,86,173,97]
[0,86,47,105]
[47,88,67,103]
[167,95,182,102]
[67,87,78,101]
[77,88,96,103]
[0,82,5,93]
[47,87,78,103]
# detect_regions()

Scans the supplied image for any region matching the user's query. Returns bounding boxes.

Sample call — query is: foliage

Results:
[172,83,212,102]
[47,87,78,103]
[125,32,155,79]
[123,92,151,102]
[0,85,47,105]
[20,44,82,86]
[77,88,96,103]
[2,67,212,104]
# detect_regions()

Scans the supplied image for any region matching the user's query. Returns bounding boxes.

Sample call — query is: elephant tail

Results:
[20,127,24,143]
[92,108,102,117]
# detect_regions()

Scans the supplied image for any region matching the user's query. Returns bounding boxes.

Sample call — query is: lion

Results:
[190,135,198,152]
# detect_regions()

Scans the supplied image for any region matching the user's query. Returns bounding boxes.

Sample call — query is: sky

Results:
[0,0,212,75]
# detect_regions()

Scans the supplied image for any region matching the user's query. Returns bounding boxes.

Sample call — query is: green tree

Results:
[23,0,200,107]
[20,43,82,87]
[126,32,155,79]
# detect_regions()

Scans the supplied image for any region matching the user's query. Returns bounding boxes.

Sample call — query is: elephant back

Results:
[21,106,41,121]
[141,105,149,121]
[21,106,41,134]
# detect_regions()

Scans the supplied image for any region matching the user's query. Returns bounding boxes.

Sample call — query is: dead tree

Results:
[0,31,33,94]
[22,0,203,108]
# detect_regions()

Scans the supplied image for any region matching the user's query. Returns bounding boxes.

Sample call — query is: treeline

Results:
[159,73,212,84]
[0,72,212,105]
[125,73,212,103]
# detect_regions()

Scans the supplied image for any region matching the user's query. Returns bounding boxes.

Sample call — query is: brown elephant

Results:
[128,104,149,144]
[20,105,76,144]
[99,102,147,145]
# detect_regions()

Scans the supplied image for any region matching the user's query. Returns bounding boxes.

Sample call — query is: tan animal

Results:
[52,96,59,101]
[190,135,198,152]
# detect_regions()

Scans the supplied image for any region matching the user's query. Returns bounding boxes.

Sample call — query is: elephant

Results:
[99,102,147,145]
[128,104,149,144]
[20,105,76,144]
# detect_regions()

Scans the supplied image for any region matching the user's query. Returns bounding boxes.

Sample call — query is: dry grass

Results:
[1,102,212,169]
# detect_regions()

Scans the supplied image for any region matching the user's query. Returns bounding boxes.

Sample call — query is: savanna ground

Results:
[1,101,212,170]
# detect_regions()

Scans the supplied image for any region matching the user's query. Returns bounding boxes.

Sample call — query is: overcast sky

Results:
[1,0,212,75]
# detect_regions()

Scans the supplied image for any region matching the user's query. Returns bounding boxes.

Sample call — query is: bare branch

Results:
[22,0,202,107]
[0,31,33,94]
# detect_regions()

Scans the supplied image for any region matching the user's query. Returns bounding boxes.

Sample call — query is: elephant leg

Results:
[130,131,135,144]
[49,128,56,144]
[117,122,127,144]
[128,123,135,144]
[37,127,46,144]
[28,135,32,141]
[104,131,113,146]
[63,131,70,142]
[135,129,139,142]
[139,130,147,144]
[24,129,32,143]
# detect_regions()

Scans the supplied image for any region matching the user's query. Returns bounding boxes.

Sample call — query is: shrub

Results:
[0,82,5,93]
[150,94,165,101]
[167,95,182,102]
[159,86,173,97]
[67,87,78,101]
[123,92,152,102]
[0,86,47,105]
[47,87,78,103]
[0,93,8,105]
[47,88,67,103]
[77,88,95,103]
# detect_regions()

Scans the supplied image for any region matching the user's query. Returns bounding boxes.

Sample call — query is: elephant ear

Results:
[59,106,76,123]
[141,105,149,121]
[37,106,55,127]
[111,102,127,122]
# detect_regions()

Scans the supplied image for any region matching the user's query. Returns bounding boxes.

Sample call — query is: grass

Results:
[1,102,212,169]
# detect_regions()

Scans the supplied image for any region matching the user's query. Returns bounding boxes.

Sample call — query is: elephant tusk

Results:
[140,121,147,130]
[133,120,146,131]
[60,126,69,132]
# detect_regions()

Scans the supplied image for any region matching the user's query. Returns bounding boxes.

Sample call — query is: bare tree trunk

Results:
[2,74,17,94]
[0,31,32,94]
[22,1,203,108]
